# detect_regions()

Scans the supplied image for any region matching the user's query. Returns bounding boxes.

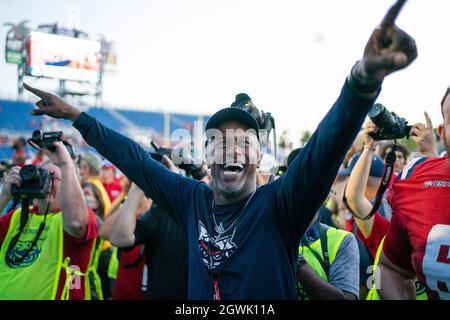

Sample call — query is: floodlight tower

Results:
[4,20,30,99]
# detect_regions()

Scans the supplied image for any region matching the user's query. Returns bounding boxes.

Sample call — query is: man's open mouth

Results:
[221,163,245,177]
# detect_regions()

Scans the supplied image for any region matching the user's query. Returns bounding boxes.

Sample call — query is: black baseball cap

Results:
[205,93,260,139]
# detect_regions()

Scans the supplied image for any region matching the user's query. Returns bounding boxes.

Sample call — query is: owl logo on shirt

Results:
[6,231,48,269]
[198,221,237,269]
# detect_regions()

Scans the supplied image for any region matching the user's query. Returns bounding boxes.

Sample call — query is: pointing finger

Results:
[23,83,49,99]
[424,111,434,131]
[380,0,408,29]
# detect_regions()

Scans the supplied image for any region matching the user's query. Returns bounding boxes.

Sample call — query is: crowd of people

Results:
[0,0,449,300]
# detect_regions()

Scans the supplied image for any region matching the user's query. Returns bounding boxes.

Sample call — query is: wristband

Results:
[347,61,383,97]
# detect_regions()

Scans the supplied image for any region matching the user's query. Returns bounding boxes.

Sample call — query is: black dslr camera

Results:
[8,130,69,199]
[11,165,52,199]
[149,141,173,162]
[230,93,278,171]
[231,93,275,143]
[368,103,412,141]
[150,141,207,180]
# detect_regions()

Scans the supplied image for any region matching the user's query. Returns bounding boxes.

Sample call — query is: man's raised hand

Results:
[409,111,438,157]
[23,83,81,121]
[360,0,418,82]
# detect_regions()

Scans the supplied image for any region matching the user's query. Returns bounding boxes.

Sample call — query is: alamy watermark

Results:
[67,264,81,290]
[366,264,381,290]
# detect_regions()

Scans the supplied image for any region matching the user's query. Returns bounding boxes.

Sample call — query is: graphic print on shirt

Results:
[198,220,237,269]
[7,227,49,269]
[422,224,450,300]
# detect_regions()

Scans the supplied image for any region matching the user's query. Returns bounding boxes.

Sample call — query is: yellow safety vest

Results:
[0,208,95,300]
[297,226,350,300]
[85,238,104,300]
[107,247,119,280]
[366,237,428,300]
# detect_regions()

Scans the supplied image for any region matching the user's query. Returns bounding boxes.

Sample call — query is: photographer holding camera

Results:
[23,0,417,299]
[345,111,438,232]
[343,116,438,300]
[0,141,97,300]
[377,88,450,300]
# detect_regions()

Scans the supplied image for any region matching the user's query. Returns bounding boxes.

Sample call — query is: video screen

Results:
[27,31,101,83]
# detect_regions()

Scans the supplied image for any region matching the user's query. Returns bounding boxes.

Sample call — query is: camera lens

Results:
[32,130,43,140]
[20,165,39,182]
[368,103,396,129]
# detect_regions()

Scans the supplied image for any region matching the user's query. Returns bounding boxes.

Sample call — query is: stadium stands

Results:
[170,113,200,132]
[118,110,164,133]
[0,99,42,132]
[0,98,210,162]
[0,146,14,160]
[88,107,126,132]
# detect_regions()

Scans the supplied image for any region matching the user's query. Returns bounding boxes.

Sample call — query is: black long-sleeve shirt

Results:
[73,79,378,299]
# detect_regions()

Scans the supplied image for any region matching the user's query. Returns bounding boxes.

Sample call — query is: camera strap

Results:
[343,145,397,221]
[5,178,53,268]
[6,198,30,257]
[318,224,330,276]
[5,198,31,267]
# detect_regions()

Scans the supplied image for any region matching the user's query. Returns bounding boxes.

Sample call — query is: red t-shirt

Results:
[102,179,123,202]
[356,211,390,258]
[112,245,146,300]
[383,157,450,300]
[0,207,98,300]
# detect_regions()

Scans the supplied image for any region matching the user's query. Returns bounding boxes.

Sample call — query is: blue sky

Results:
[1,0,449,141]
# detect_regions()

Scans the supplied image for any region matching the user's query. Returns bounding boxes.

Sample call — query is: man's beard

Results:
[212,174,246,197]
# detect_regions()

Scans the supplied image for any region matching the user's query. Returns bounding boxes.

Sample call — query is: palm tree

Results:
[300,130,312,147]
